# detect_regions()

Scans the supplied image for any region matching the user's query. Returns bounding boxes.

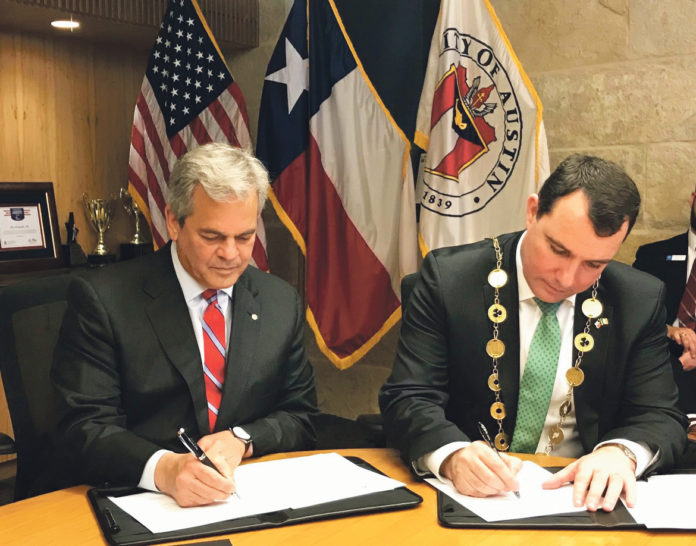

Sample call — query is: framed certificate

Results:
[0,182,62,273]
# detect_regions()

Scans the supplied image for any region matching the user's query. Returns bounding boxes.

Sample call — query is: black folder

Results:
[87,456,422,546]
[436,466,652,530]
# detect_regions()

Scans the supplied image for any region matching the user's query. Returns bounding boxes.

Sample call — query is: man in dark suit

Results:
[380,155,686,513]
[633,187,696,413]
[52,143,318,507]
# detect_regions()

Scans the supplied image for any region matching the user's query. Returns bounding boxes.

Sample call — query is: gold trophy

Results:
[82,192,116,260]
[120,187,147,245]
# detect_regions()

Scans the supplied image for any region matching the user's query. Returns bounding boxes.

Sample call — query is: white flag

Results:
[414,0,549,253]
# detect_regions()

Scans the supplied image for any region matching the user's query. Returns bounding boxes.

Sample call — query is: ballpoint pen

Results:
[477,421,521,499]
[177,427,222,473]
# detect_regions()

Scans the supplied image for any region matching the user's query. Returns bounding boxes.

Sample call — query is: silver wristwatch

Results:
[231,426,252,453]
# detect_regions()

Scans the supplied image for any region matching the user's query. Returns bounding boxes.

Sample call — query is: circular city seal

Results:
[420,31,524,218]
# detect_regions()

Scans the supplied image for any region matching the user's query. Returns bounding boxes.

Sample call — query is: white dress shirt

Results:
[421,232,654,480]
[138,243,234,491]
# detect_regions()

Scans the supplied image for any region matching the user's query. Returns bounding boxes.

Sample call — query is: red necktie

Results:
[202,289,226,430]
[678,260,696,329]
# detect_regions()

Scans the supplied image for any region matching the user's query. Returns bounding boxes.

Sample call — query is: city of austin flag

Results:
[415,0,549,253]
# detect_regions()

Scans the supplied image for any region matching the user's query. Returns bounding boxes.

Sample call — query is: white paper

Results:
[626,474,696,529]
[234,452,403,509]
[426,460,585,522]
[108,453,404,533]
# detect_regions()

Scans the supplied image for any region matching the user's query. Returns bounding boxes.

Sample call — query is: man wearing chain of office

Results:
[380,154,686,512]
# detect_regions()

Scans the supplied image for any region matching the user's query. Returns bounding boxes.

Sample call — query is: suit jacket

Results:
[52,245,318,487]
[380,232,686,470]
[633,231,696,414]
[633,232,687,323]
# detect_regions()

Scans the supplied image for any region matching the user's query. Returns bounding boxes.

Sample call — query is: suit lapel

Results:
[215,270,261,432]
[572,280,613,450]
[143,248,209,434]
[482,233,521,437]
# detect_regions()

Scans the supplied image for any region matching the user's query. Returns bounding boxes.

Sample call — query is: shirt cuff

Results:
[138,449,170,492]
[594,439,656,477]
[414,441,470,481]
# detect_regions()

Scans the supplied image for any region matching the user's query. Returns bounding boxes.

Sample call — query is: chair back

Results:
[0,274,73,500]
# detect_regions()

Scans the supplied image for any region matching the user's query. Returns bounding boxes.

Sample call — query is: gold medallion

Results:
[490,401,506,420]
[566,367,585,387]
[486,339,505,358]
[574,333,595,352]
[487,372,501,392]
[495,432,510,451]
[549,425,564,445]
[559,399,573,417]
[487,303,507,324]
[488,268,508,288]
[581,297,603,319]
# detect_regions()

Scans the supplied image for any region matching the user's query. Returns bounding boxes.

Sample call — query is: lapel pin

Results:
[594,317,609,329]
[251,313,258,321]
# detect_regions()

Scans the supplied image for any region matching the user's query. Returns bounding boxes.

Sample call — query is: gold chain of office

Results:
[485,237,605,455]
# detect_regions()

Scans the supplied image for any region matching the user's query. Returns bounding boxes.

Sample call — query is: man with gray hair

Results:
[53,143,318,507]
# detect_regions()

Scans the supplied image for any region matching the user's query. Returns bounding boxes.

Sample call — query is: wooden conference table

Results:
[0,448,691,545]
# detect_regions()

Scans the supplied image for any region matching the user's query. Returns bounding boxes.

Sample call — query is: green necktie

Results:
[510,298,562,453]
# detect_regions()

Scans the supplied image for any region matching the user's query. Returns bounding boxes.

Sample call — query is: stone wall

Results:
[225,0,696,418]
[491,0,696,263]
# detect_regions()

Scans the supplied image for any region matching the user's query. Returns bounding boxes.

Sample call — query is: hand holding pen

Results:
[177,427,221,474]
[477,421,521,499]
[175,427,241,502]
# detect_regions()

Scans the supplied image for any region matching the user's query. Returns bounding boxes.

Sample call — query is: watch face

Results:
[233,426,251,442]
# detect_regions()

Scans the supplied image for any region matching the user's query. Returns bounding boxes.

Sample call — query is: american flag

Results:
[128,0,268,270]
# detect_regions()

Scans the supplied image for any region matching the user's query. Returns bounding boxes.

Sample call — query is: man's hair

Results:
[165,143,269,224]
[537,154,640,236]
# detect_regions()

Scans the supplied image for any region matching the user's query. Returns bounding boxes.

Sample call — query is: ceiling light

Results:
[51,20,80,30]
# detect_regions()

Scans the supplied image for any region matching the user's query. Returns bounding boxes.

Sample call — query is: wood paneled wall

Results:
[0,30,148,254]
[0,29,150,461]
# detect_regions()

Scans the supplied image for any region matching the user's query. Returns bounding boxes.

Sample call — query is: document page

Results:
[626,474,696,529]
[108,453,404,533]
[426,460,585,521]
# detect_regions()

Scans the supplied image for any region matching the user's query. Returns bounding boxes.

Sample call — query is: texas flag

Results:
[257,0,418,369]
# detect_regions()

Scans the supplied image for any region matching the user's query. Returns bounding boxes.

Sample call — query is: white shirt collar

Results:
[515,231,576,306]
[689,228,696,253]
[170,242,234,303]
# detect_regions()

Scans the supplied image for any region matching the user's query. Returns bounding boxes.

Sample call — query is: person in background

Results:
[633,185,696,413]
[634,184,696,465]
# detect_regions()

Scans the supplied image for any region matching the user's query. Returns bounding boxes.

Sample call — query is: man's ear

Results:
[525,194,539,229]
[164,205,180,241]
